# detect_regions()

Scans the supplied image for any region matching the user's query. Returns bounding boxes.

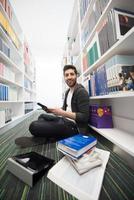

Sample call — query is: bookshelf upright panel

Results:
[0,0,36,130]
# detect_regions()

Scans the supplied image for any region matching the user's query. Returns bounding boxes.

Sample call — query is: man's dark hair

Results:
[63,65,78,75]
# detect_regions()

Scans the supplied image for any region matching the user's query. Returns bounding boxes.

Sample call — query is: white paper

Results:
[47,148,110,200]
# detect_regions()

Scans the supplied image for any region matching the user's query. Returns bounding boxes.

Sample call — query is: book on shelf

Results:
[57,134,97,159]
[98,8,134,56]
[114,8,134,39]
[66,147,103,175]
[105,55,134,93]
[7,152,54,187]
[87,41,99,67]
[80,0,109,47]
[82,52,88,72]
[47,148,110,200]
[94,0,102,23]
[25,102,34,114]
[98,19,109,56]
[0,108,5,127]
[5,108,12,123]
[89,55,134,96]
[0,83,9,101]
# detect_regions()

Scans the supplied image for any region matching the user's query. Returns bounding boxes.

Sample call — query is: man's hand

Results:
[48,108,76,120]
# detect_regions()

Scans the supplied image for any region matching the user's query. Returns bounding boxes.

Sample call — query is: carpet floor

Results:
[0,110,134,200]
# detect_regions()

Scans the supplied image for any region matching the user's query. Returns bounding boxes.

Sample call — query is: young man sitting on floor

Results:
[29,65,90,139]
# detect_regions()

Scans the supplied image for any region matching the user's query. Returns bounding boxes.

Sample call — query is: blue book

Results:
[57,134,97,158]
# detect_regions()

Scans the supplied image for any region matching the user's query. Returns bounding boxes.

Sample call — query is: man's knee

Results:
[38,114,45,120]
[29,121,38,135]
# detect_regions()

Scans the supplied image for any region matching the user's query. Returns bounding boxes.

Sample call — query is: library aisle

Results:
[0,0,134,200]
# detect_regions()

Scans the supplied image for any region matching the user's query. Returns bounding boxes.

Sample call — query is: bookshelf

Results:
[84,27,134,76]
[0,1,36,130]
[62,0,134,157]
[90,126,134,157]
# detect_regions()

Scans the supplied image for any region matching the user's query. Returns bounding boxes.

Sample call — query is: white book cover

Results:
[66,149,103,175]
[47,148,110,200]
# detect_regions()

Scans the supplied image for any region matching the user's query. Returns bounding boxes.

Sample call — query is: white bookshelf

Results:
[90,91,134,99]
[0,3,22,46]
[0,26,22,61]
[0,1,36,130]
[90,125,134,157]
[82,0,134,52]
[62,0,134,158]
[80,0,95,28]
[84,27,134,76]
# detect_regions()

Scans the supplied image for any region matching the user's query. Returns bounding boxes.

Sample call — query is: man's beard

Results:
[66,79,76,87]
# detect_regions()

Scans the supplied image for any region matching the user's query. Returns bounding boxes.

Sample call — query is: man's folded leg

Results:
[29,117,79,139]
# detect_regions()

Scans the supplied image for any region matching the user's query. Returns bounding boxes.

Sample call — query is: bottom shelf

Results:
[90,125,134,157]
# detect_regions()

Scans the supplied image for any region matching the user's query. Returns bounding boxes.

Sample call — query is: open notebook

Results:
[47,148,110,200]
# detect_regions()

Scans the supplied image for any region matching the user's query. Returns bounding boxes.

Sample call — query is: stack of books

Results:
[57,134,102,175]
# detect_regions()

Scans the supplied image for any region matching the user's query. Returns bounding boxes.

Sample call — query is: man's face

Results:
[64,69,77,88]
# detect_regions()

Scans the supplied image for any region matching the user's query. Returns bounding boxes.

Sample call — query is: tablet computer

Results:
[37,103,50,112]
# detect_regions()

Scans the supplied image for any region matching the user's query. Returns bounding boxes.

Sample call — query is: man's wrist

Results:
[62,110,76,120]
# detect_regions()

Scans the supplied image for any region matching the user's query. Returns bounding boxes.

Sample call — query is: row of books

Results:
[0,82,19,101]
[0,0,12,20]
[80,0,109,23]
[87,39,99,67]
[57,134,103,175]
[82,8,134,70]
[80,0,90,22]
[89,104,113,128]
[0,107,12,127]
[0,8,19,49]
[0,62,15,83]
[81,0,110,47]
[24,102,34,114]
[98,8,134,56]
[0,37,10,58]
[0,33,20,66]
[0,82,8,100]
[88,55,134,96]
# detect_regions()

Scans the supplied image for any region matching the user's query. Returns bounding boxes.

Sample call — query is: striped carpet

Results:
[0,110,134,200]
